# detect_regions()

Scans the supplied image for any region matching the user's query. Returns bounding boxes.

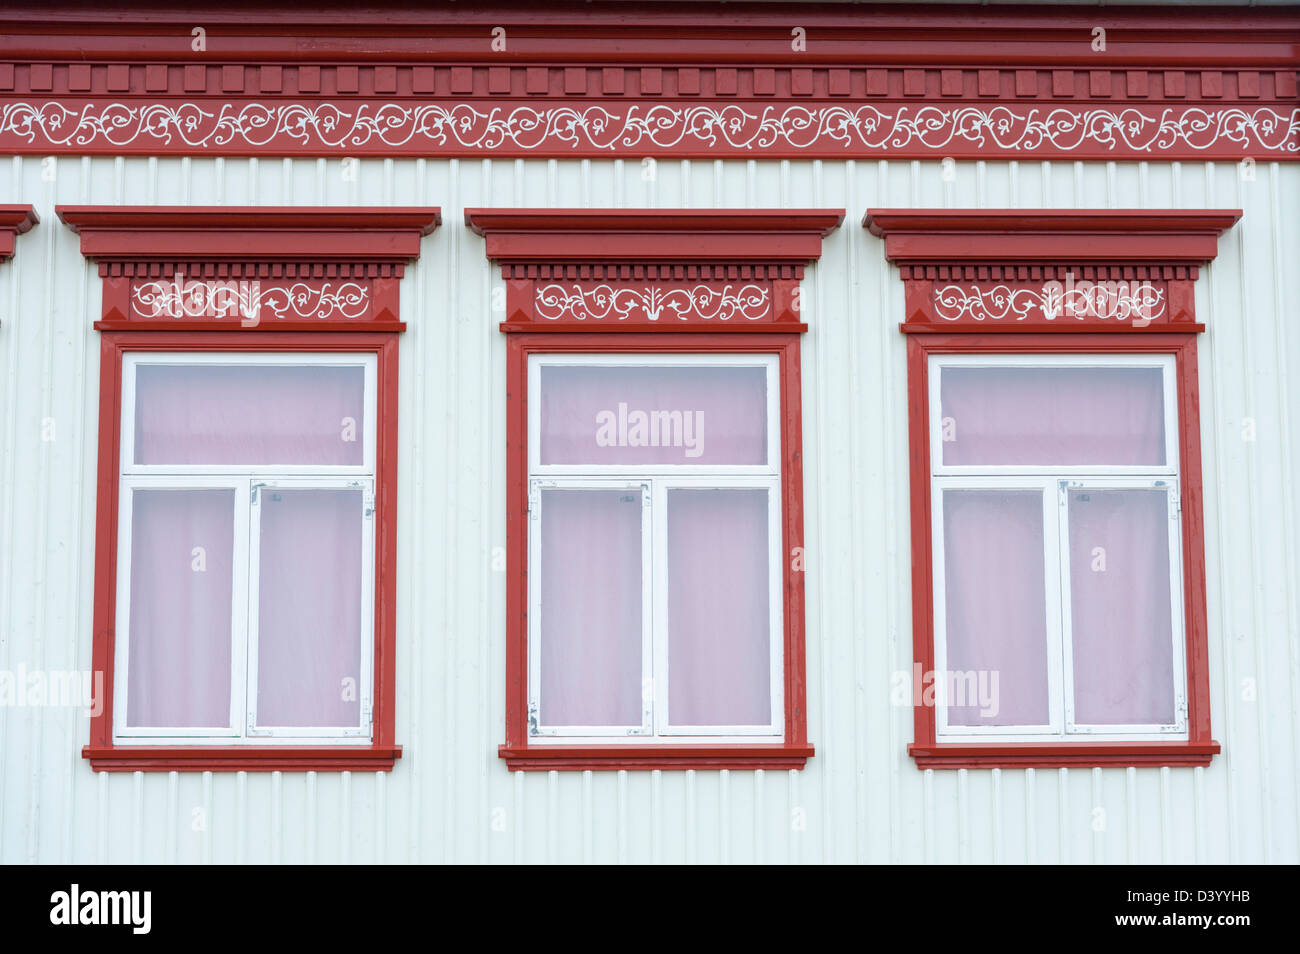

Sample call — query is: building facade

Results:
[0,1,1296,863]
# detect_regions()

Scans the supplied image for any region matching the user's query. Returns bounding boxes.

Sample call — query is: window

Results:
[115,353,377,743]
[527,354,784,742]
[61,204,439,771]
[465,207,843,770]
[928,354,1186,743]
[864,207,1237,768]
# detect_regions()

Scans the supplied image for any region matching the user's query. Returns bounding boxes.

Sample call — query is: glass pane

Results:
[134,363,366,466]
[539,488,643,726]
[942,489,1050,727]
[126,488,234,729]
[668,489,772,727]
[939,365,1166,467]
[256,488,363,728]
[1068,488,1176,725]
[539,364,767,466]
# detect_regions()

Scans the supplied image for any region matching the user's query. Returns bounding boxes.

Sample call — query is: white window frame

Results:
[527,353,784,744]
[113,351,378,746]
[120,351,378,477]
[527,479,654,739]
[528,353,780,477]
[928,354,1188,744]
[929,352,1179,478]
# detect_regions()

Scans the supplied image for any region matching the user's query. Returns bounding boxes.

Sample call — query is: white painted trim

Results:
[528,352,780,476]
[245,479,375,740]
[527,478,653,738]
[526,352,786,744]
[120,351,378,476]
[928,353,1180,477]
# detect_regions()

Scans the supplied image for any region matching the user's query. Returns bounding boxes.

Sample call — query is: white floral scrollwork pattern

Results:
[2,102,1295,155]
[933,282,1168,323]
[132,279,371,321]
[534,283,771,322]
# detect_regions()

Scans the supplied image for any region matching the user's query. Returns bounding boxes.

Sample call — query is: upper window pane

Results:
[939,365,1166,468]
[539,363,767,466]
[133,363,366,467]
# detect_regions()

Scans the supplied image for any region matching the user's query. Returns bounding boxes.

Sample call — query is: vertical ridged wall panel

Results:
[0,156,1295,863]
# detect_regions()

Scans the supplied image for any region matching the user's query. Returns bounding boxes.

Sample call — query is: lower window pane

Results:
[1067,489,1176,725]
[256,488,363,728]
[539,488,643,727]
[942,489,1050,727]
[667,488,772,727]
[127,488,234,729]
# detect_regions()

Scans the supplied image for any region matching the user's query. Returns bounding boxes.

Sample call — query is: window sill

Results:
[83,744,402,772]
[908,741,1220,770]
[498,743,814,772]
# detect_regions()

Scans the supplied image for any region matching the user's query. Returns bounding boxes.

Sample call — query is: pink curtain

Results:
[668,489,771,726]
[1068,488,1175,724]
[127,489,234,728]
[940,366,1166,467]
[256,488,363,728]
[539,489,643,726]
[539,364,767,466]
[135,363,366,466]
[942,489,1049,726]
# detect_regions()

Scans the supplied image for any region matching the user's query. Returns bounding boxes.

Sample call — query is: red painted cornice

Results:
[864,208,1242,265]
[1,4,1297,68]
[465,208,844,264]
[0,204,37,260]
[57,205,441,263]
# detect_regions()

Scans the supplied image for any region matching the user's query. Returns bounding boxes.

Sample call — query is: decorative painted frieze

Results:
[1,101,1295,158]
[534,282,771,322]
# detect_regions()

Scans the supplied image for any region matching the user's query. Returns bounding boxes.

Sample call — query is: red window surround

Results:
[0,205,37,325]
[865,208,1240,770]
[58,205,441,772]
[466,208,843,771]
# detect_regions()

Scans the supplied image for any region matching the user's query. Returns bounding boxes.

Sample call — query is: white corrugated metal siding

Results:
[0,156,1296,863]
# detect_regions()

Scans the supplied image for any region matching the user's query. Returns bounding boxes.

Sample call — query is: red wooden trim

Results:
[904,333,1218,770]
[499,744,814,772]
[500,332,812,770]
[94,321,408,333]
[865,209,1242,265]
[0,7,1296,159]
[57,206,441,263]
[499,323,809,335]
[908,742,1220,770]
[0,204,37,259]
[466,209,844,264]
[899,323,1206,335]
[1,5,1297,65]
[82,746,402,773]
[86,331,401,772]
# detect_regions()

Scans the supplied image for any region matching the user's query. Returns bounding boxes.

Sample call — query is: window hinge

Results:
[360,700,373,728]
[528,482,541,520]
[363,486,375,517]
[251,481,266,504]
[1170,489,1181,519]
